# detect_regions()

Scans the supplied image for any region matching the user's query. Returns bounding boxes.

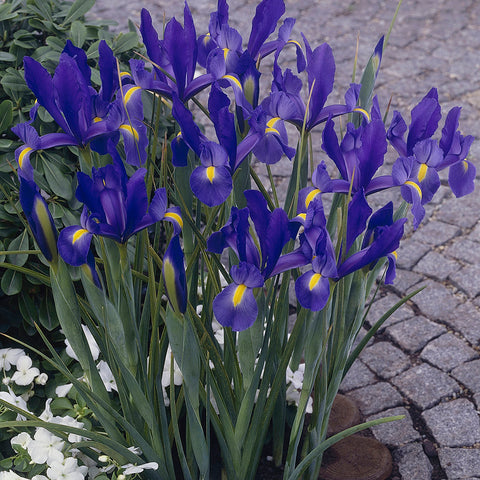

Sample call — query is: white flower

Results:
[55,383,73,397]
[35,372,49,385]
[46,457,88,480]
[40,398,85,443]
[97,360,117,392]
[127,446,142,455]
[65,325,100,362]
[0,387,31,420]
[2,376,11,385]
[32,476,49,480]
[0,348,25,371]
[0,471,27,480]
[11,355,40,386]
[11,431,32,450]
[122,462,159,475]
[27,427,64,465]
[161,347,183,388]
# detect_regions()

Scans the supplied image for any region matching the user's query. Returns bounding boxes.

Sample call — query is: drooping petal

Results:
[163,234,187,315]
[213,262,263,331]
[190,163,232,207]
[448,160,476,198]
[295,270,330,311]
[19,177,58,263]
[58,225,93,266]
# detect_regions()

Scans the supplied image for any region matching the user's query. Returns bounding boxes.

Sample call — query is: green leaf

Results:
[0,52,16,62]
[38,294,59,331]
[1,269,22,295]
[43,159,73,200]
[85,39,101,59]
[7,229,29,266]
[1,68,30,97]
[112,32,139,54]
[61,0,95,26]
[46,35,66,51]
[70,20,87,48]
[0,100,13,134]
[18,290,37,326]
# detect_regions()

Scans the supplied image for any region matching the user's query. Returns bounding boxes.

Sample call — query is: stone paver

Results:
[392,363,460,410]
[438,448,480,479]
[360,341,411,379]
[367,407,420,446]
[394,442,434,480]
[420,333,478,372]
[346,382,403,416]
[87,1,480,478]
[339,359,377,392]
[422,399,480,447]
[451,359,480,394]
[386,316,446,353]
[413,250,461,281]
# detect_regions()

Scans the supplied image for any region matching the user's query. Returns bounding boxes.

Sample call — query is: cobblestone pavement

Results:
[90,1,480,478]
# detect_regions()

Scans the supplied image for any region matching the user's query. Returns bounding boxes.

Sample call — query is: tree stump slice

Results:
[319,435,393,480]
[327,394,361,436]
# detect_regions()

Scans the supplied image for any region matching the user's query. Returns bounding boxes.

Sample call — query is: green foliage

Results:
[0,0,149,335]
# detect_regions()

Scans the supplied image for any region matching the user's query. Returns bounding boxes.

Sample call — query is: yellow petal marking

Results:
[72,228,89,244]
[93,116,102,123]
[463,160,469,172]
[120,71,130,78]
[353,107,371,122]
[124,86,141,105]
[203,32,211,45]
[417,163,428,182]
[391,250,398,260]
[223,47,230,61]
[164,211,184,230]
[308,273,322,291]
[206,166,215,183]
[287,39,302,48]
[305,188,321,207]
[265,116,280,134]
[34,198,57,261]
[233,284,247,307]
[18,147,33,168]
[120,124,139,141]
[223,74,243,90]
[405,180,422,199]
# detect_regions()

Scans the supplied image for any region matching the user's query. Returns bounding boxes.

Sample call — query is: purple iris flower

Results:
[198,0,286,70]
[212,262,264,331]
[58,158,182,266]
[388,89,475,224]
[139,5,214,102]
[337,202,406,283]
[438,107,475,197]
[262,45,362,132]
[291,198,337,311]
[13,40,147,175]
[387,88,442,158]
[319,117,394,196]
[208,190,294,330]
[171,93,260,206]
[19,176,58,263]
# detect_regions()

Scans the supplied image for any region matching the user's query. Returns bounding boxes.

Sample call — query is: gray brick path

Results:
[89,1,480,478]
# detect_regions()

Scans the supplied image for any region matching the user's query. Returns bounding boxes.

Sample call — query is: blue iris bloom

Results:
[58,158,182,266]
